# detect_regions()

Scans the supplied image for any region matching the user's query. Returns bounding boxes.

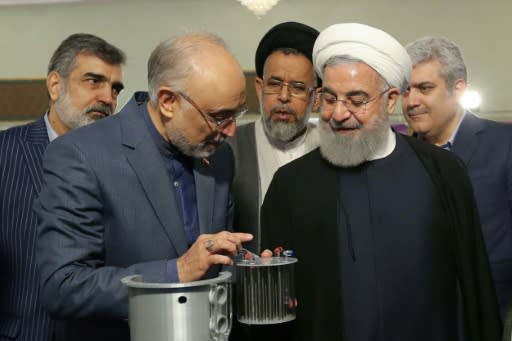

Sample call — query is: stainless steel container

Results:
[121,271,232,341]
[235,257,298,325]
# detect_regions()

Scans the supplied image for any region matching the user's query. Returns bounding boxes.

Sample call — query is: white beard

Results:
[319,109,390,167]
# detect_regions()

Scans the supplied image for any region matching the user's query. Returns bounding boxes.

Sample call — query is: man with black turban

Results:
[259,23,501,340]
[229,21,320,253]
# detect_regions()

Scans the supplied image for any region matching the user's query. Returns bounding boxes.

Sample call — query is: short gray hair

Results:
[48,33,126,79]
[147,32,228,104]
[405,36,467,88]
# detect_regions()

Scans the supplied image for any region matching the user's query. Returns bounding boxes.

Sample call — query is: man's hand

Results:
[177,231,253,282]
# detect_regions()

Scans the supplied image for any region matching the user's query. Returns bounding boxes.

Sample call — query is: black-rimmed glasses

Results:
[319,87,391,114]
[177,91,248,131]
[262,78,315,100]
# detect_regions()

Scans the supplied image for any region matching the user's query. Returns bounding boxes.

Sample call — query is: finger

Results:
[261,249,273,258]
[208,253,235,266]
[232,232,254,242]
[207,238,240,256]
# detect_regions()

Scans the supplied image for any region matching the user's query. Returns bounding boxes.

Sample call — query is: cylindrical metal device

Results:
[121,271,232,341]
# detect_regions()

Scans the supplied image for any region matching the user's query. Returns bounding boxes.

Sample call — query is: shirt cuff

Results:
[166,259,179,282]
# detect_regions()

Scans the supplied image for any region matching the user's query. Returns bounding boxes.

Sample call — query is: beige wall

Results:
[0,0,510,121]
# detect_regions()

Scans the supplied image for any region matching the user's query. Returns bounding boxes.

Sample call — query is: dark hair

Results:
[47,33,126,79]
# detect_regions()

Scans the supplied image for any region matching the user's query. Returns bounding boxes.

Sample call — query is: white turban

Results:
[313,23,412,92]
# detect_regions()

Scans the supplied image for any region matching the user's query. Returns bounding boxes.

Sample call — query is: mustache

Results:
[406,107,428,116]
[328,118,362,129]
[270,104,298,117]
[85,103,113,117]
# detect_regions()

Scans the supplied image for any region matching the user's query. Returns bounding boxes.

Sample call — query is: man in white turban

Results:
[258,23,501,341]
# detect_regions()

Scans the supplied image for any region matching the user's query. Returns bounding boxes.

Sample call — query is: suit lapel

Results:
[20,117,49,193]
[120,97,188,255]
[452,111,483,166]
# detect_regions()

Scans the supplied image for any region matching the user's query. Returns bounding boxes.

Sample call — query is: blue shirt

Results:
[142,103,200,282]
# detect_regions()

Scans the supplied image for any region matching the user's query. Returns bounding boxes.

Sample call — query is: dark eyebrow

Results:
[83,72,107,81]
[84,72,124,93]
[412,81,435,88]
[320,86,337,96]
[268,76,305,85]
[320,87,369,98]
[345,90,370,98]
[112,82,125,93]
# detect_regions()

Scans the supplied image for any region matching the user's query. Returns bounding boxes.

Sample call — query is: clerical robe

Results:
[260,132,501,341]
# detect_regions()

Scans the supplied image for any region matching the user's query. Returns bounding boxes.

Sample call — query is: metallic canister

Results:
[121,271,232,341]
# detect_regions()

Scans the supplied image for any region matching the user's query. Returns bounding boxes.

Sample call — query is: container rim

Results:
[121,271,232,289]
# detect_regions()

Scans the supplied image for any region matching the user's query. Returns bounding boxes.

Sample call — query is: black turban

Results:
[255,21,320,84]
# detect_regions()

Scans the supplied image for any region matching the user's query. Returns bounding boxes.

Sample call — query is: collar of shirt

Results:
[44,111,58,142]
[447,110,466,146]
[367,128,396,161]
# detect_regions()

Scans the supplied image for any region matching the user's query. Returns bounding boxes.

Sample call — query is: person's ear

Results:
[453,79,467,103]
[386,88,401,114]
[157,87,177,119]
[255,77,264,104]
[47,71,62,102]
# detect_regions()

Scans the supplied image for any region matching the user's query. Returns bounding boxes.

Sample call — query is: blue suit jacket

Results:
[0,117,54,341]
[453,111,512,317]
[34,93,235,340]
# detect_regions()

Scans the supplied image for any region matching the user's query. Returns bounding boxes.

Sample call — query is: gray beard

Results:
[319,109,390,168]
[260,101,311,144]
[52,87,112,131]
[167,127,222,159]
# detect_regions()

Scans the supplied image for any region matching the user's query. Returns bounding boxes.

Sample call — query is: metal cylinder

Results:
[121,271,232,341]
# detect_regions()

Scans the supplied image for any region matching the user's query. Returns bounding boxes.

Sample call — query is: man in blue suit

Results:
[403,36,512,319]
[34,32,253,341]
[0,33,125,341]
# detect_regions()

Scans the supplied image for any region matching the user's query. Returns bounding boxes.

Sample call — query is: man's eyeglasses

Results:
[177,91,248,132]
[319,87,391,114]
[262,78,315,100]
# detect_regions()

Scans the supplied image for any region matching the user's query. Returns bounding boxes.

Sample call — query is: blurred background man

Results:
[403,36,512,319]
[229,21,320,252]
[0,33,125,341]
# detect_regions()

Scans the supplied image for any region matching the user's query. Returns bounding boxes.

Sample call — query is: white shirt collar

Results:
[367,128,396,161]
[44,112,59,142]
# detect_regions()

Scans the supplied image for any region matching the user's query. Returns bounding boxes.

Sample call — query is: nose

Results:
[331,100,352,121]
[97,86,117,110]
[278,83,291,102]
[403,88,420,110]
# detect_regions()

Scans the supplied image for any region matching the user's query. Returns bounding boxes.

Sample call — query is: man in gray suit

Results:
[229,22,320,252]
[402,36,512,319]
[0,33,125,341]
[34,32,252,341]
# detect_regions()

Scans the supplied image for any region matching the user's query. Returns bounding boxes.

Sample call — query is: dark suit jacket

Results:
[228,122,261,252]
[452,111,512,317]
[0,117,54,341]
[34,92,235,341]
[260,133,501,341]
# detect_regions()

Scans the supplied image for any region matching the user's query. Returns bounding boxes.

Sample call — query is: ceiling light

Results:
[237,0,280,18]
